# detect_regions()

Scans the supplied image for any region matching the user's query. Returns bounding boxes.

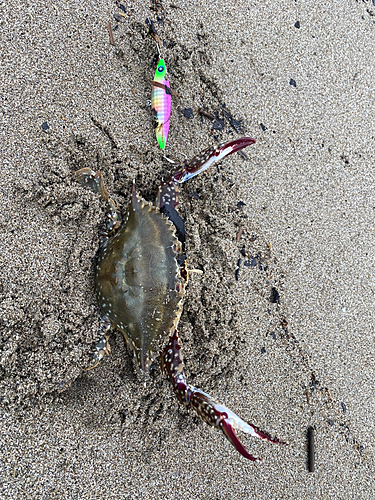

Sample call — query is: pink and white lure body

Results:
[151,59,171,150]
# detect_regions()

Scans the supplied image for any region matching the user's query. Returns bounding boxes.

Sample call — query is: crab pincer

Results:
[155,137,256,209]
[162,330,282,462]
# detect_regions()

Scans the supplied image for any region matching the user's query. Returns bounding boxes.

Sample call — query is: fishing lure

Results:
[151,58,171,150]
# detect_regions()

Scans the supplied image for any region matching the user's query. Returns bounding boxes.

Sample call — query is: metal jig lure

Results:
[151,58,172,150]
[142,2,176,150]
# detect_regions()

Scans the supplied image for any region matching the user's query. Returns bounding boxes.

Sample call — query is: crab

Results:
[75,137,282,461]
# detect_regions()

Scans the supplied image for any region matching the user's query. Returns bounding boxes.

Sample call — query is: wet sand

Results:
[1,0,375,498]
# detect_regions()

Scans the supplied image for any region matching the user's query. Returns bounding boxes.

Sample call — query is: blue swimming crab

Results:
[75,137,282,461]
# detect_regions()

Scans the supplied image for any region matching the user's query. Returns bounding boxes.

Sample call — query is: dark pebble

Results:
[271,287,280,304]
[290,78,297,87]
[250,256,258,267]
[41,122,49,131]
[311,373,319,389]
[260,123,267,131]
[341,402,347,413]
[261,347,266,354]
[213,118,224,130]
[119,3,126,13]
[114,13,125,22]
[294,21,300,28]
[237,201,246,209]
[328,419,334,426]
[182,108,194,119]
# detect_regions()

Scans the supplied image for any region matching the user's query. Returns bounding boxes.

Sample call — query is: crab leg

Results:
[155,137,256,210]
[75,169,120,366]
[162,330,282,462]
[75,168,120,243]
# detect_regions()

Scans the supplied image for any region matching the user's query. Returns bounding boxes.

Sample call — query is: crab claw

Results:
[162,330,282,462]
[190,391,282,462]
[172,136,256,184]
[155,137,256,210]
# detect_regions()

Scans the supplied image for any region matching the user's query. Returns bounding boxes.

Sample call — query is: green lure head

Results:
[154,59,167,82]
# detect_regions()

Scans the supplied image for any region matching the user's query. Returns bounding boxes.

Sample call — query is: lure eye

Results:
[158,65,164,73]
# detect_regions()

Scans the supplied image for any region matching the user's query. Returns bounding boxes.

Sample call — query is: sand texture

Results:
[1,0,375,498]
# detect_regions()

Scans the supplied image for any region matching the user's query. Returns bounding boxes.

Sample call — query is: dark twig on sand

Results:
[198,108,215,121]
[308,426,315,472]
[108,22,115,46]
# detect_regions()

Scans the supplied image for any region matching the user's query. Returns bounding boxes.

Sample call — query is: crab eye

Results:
[158,65,164,73]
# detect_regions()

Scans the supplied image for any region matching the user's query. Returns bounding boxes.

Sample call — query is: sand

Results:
[1,0,375,498]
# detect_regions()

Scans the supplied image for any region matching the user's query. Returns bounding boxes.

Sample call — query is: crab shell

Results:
[95,184,186,371]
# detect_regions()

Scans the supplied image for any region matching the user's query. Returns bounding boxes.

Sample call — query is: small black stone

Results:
[114,13,125,22]
[271,287,280,304]
[182,108,194,119]
[341,402,347,414]
[260,123,267,131]
[261,347,266,354]
[328,419,334,426]
[41,122,49,131]
[294,21,300,28]
[289,78,297,87]
[250,256,258,267]
[236,201,246,209]
[213,118,224,130]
